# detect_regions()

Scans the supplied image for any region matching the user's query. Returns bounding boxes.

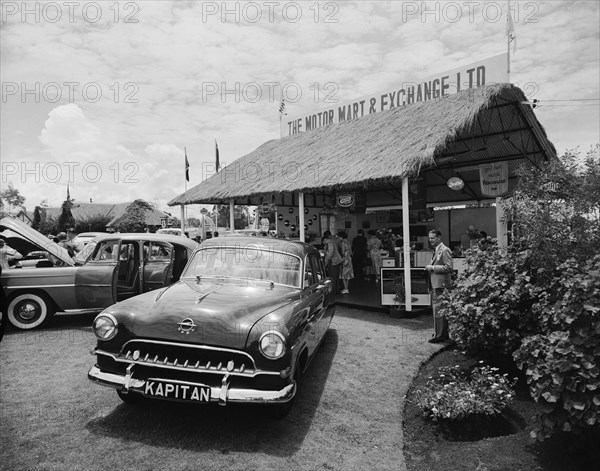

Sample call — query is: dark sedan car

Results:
[88,237,336,417]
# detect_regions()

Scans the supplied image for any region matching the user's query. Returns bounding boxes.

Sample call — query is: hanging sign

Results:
[336,193,354,208]
[480,162,509,196]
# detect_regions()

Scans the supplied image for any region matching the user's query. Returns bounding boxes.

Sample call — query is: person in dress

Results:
[322,231,343,294]
[337,231,353,294]
[366,230,383,283]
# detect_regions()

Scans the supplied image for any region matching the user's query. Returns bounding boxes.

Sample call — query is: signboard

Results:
[281,53,508,137]
[336,193,354,208]
[480,162,509,196]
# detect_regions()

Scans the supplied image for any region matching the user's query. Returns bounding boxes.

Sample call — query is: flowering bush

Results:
[438,245,540,359]
[514,256,600,439]
[415,363,516,421]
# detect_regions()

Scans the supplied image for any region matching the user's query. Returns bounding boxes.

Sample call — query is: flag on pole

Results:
[215,140,220,172]
[185,148,190,182]
[279,96,286,116]
[506,9,517,54]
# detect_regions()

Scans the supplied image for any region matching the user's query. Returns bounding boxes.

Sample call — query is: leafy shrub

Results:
[514,256,600,439]
[415,363,516,421]
[438,245,540,359]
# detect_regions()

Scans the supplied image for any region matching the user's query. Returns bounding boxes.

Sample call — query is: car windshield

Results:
[183,246,302,287]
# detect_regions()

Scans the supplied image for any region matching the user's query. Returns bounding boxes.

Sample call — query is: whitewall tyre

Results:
[7,293,54,330]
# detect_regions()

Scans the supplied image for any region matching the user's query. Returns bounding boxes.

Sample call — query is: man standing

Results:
[351,229,367,280]
[425,229,453,343]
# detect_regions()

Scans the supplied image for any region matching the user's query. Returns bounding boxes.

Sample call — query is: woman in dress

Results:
[337,231,353,294]
[367,229,383,282]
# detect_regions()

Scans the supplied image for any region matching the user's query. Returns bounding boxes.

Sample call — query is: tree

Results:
[57,199,75,232]
[214,204,249,229]
[73,214,112,233]
[111,199,154,233]
[0,183,26,213]
[186,217,200,227]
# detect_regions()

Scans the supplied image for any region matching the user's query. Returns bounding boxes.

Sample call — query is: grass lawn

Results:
[0,307,438,471]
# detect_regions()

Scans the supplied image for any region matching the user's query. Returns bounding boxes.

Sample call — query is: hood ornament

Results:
[177,318,196,334]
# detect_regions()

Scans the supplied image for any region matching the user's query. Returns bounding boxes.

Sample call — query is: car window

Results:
[92,240,119,261]
[145,241,171,260]
[184,247,302,287]
[305,255,316,286]
[310,253,326,283]
[74,241,97,264]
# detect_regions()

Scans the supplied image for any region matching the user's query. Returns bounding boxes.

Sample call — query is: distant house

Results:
[33,201,170,233]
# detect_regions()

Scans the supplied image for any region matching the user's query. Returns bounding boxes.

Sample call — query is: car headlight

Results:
[258,331,286,360]
[93,313,118,341]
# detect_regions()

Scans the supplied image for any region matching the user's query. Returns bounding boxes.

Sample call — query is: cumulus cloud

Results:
[0,0,598,211]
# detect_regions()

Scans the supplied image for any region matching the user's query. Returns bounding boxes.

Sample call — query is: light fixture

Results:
[447,177,464,191]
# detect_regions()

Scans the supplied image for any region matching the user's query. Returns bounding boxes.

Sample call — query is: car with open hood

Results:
[0,217,197,330]
[88,237,336,418]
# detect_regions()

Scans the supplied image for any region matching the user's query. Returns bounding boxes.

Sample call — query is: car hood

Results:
[109,279,299,349]
[0,217,74,266]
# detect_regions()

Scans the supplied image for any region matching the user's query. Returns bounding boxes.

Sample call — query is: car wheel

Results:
[116,389,145,404]
[7,293,55,330]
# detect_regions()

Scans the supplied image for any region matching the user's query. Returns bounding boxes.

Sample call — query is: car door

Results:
[142,241,175,292]
[301,253,330,357]
[74,239,119,309]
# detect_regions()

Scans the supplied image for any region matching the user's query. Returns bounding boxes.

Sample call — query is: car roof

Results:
[93,233,198,250]
[74,232,104,238]
[198,236,317,258]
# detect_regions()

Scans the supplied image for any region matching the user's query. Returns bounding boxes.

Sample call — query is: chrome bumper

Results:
[88,365,296,405]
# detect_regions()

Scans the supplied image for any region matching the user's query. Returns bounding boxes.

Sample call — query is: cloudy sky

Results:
[1,0,598,218]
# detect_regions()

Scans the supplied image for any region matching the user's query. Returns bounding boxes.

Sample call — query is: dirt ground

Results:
[0,306,442,471]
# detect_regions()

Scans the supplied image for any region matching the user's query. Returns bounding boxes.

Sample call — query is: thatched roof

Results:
[169,83,555,206]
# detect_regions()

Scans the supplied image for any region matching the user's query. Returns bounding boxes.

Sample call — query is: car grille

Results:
[116,339,257,376]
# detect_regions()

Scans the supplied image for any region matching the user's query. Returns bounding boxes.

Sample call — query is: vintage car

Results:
[88,237,336,417]
[0,217,198,330]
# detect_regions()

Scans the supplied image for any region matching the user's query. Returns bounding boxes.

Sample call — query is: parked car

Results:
[88,237,336,418]
[0,217,198,330]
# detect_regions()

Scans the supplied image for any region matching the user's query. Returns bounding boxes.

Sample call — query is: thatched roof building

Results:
[168,83,555,206]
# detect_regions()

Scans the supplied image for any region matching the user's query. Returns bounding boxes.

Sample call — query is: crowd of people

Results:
[322,228,406,294]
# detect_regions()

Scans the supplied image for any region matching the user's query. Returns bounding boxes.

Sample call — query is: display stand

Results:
[380,268,431,306]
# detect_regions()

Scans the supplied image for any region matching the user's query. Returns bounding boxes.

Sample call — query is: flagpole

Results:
[183,147,190,235]
[214,140,219,235]
[507,0,511,80]
[279,91,286,138]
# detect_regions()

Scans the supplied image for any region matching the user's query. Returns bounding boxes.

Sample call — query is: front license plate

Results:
[143,380,211,402]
